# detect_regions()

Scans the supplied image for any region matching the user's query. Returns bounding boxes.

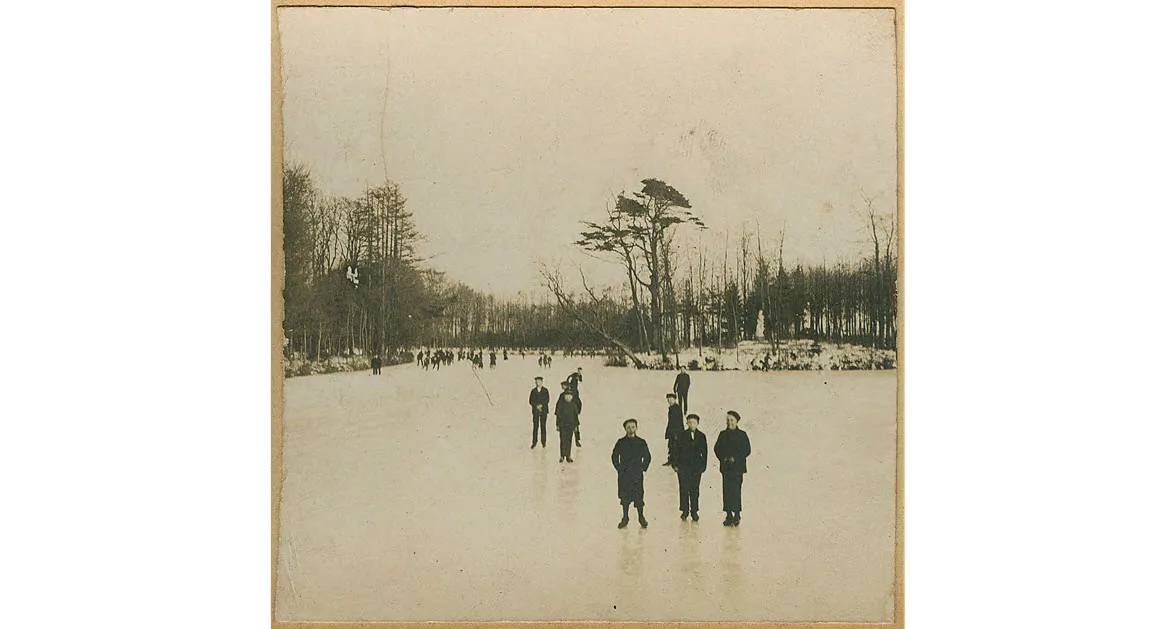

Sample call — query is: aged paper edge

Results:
[269,1,905,627]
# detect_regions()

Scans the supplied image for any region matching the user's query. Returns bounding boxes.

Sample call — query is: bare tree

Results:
[859,190,896,348]
[539,264,648,368]
[577,195,650,351]
[581,179,704,360]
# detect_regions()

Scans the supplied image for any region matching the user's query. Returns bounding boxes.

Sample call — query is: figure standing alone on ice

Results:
[566,367,584,447]
[672,413,708,521]
[674,364,691,413]
[663,393,684,466]
[529,376,550,449]
[555,389,578,463]
[612,419,651,528]
[714,410,752,526]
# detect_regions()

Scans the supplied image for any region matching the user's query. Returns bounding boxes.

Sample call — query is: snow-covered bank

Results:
[284,352,413,378]
[609,340,897,372]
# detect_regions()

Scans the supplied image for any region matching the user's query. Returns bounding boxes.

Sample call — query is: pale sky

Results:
[278,7,897,296]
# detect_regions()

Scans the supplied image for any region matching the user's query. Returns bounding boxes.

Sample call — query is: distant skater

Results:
[672,414,708,521]
[489,351,497,368]
[663,393,684,466]
[612,419,652,528]
[529,376,550,449]
[714,410,752,527]
[503,349,509,361]
[555,390,578,463]
[674,365,691,413]
[370,355,382,375]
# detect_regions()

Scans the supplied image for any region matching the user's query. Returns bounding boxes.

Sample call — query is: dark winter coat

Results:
[674,372,691,393]
[672,428,708,474]
[559,389,582,413]
[665,403,684,439]
[529,386,550,414]
[713,428,752,474]
[555,396,579,431]
[612,435,652,502]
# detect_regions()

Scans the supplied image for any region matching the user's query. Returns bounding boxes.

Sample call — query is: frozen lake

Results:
[274,355,896,622]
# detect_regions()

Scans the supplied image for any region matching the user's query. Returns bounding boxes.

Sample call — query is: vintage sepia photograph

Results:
[273,3,901,624]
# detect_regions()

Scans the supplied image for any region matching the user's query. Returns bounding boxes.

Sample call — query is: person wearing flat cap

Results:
[566,367,584,447]
[612,419,652,528]
[714,410,752,526]
[528,376,550,449]
[672,413,708,521]
[555,389,579,463]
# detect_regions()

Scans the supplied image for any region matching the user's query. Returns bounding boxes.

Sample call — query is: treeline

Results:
[550,179,897,366]
[283,163,575,360]
[283,163,438,360]
[422,282,610,351]
[283,165,897,365]
[672,205,897,353]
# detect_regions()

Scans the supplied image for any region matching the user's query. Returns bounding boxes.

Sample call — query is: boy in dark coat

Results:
[673,365,691,413]
[663,393,684,466]
[370,355,382,375]
[612,419,652,528]
[529,376,550,448]
[713,410,752,526]
[566,367,583,391]
[566,368,584,447]
[672,413,708,521]
[555,390,578,463]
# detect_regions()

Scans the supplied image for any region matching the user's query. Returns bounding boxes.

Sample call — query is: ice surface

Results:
[274,355,896,621]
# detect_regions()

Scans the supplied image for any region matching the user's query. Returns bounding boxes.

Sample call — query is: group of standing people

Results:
[409,347,528,372]
[529,364,754,529]
[415,349,458,370]
[528,367,584,461]
[656,387,752,527]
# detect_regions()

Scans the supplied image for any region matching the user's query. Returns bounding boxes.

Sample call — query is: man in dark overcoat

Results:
[612,419,652,528]
[673,365,691,413]
[555,390,578,463]
[713,410,752,526]
[663,393,684,466]
[529,376,550,449]
[672,413,708,521]
[565,368,584,447]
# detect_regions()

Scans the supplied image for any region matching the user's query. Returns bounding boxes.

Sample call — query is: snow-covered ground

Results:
[625,340,897,372]
[274,354,896,622]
